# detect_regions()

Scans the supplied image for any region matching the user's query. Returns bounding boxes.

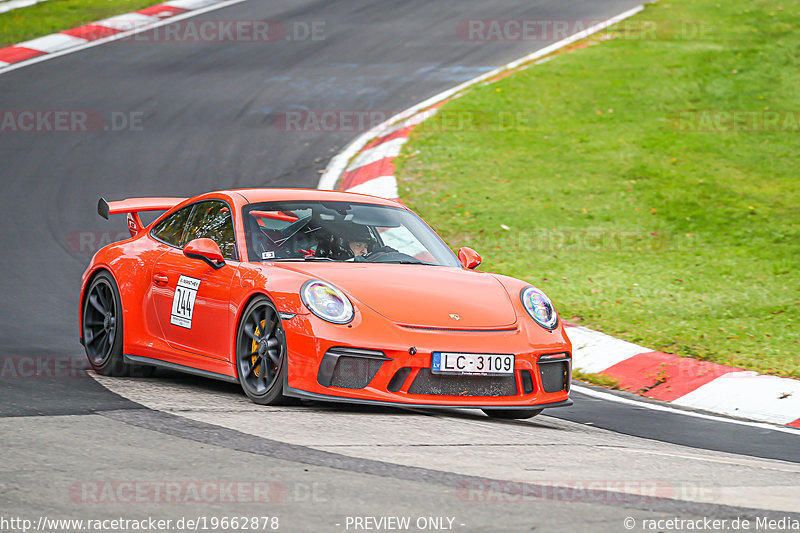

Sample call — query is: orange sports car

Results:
[80,189,572,419]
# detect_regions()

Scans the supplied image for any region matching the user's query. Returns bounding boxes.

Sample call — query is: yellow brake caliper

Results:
[251,319,266,377]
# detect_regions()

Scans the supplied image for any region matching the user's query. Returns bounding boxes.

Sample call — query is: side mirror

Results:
[457,247,481,269]
[184,238,226,269]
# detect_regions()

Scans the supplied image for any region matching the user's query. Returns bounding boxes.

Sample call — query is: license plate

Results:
[431,352,514,376]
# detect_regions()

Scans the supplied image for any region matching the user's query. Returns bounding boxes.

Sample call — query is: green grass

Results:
[572,370,622,390]
[397,0,800,378]
[0,0,159,47]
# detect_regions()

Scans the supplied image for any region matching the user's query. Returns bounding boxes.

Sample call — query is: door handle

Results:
[153,273,169,285]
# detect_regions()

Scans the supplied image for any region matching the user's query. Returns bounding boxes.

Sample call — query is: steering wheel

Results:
[363,250,419,263]
[363,250,391,262]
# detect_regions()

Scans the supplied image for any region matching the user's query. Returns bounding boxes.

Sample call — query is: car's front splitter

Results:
[282,384,574,411]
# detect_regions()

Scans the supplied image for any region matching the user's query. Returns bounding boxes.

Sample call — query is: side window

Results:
[184,201,237,260]
[151,205,193,247]
[245,208,313,261]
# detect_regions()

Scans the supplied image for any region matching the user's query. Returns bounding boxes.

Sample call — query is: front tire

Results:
[236,296,289,405]
[482,408,543,420]
[82,271,153,377]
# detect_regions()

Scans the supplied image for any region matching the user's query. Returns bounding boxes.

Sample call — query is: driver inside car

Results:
[340,224,375,260]
[345,226,372,259]
[344,224,401,261]
[315,223,395,260]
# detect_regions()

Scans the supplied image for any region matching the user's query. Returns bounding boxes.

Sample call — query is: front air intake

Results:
[387,367,412,392]
[408,369,517,396]
[317,347,389,389]
[520,370,535,394]
[538,354,571,393]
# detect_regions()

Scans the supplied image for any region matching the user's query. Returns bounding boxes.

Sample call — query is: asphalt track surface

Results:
[1,0,799,530]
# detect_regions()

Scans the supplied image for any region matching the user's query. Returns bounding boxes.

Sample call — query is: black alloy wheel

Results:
[236,296,289,405]
[82,271,152,377]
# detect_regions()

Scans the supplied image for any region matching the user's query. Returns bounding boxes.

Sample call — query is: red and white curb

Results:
[331,107,440,200]
[567,326,800,428]
[0,0,243,73]
[317,5,800,430]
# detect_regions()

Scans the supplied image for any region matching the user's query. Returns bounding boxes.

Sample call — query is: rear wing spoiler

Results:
[98,196,187,236]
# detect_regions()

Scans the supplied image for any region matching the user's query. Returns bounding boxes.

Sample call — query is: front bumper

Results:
[283,386,573,411]
[282,312,572,408]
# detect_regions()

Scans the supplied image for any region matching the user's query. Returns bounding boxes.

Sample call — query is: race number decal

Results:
[170,275,200,329]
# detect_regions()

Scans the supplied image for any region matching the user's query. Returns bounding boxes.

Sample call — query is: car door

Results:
[149,200,238,361]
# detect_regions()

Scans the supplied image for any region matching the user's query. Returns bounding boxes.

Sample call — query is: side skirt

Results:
[124,354,238,384]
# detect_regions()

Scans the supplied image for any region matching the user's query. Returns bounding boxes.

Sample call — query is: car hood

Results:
[277,263,518,328]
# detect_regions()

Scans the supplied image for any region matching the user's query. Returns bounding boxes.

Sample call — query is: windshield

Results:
[242,200,460,266]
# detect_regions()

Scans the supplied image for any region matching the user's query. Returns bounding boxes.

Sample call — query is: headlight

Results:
[301,280,354,324]
[520,287,558,330]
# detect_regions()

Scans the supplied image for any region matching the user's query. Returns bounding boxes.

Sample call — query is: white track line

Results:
[572,385,800,436]
[0,0,48,15]
[318,4,645,190]
[0,0,247,76]
[165,0,223,8]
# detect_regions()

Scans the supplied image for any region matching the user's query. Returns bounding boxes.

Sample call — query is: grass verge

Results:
[572,369,622,390]
[397,0,800,378]
[0,0,159,48]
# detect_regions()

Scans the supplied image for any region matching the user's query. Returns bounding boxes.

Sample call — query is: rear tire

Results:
[236,296,289,405]
[482,408,543,420]
[82,271,153,377]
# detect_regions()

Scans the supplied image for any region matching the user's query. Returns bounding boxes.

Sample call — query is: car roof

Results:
[224,188,406,208]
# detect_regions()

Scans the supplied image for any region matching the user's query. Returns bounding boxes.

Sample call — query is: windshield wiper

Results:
[268,257,337,262]
[377,260,432,265]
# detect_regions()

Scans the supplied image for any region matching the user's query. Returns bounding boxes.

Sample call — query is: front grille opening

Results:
[318,347,387,389]
[330,357,382,389]
[387,367,412,392]
[408,369,517,396]
[539,360,570,393]
[520,370,535,394]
